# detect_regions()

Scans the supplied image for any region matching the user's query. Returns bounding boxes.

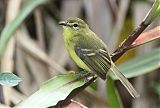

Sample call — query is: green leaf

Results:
[107,77,122,108]
[15,72,94,108]
[0,72,22,86]
[144,0,160,24]
[0,0,48,57]
[112,48,160,79]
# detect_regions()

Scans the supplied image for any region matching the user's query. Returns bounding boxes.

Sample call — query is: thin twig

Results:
[107,0,118,21]
[34,9,45,50]
[109,0,130,50]
[16,28,66,74]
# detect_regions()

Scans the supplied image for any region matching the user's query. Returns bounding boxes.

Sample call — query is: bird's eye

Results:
[73,24,78,27]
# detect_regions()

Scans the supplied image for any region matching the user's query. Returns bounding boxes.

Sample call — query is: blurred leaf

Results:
[15,72,94,108]
[152,81,160,98]
[0,72,22,86]
[107,77,122,108]
[111,48,160,79]
[0,0,48,57]
[129,26,160,48]
[144,0,160,24]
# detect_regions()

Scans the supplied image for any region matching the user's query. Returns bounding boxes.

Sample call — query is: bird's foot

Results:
[75,69,96,83]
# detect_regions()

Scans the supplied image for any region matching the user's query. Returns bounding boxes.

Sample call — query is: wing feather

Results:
[75,46,111,80]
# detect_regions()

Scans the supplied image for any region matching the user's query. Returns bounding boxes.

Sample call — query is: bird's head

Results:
[59,18,89,33]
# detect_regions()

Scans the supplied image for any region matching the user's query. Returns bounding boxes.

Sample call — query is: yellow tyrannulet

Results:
[59,18,140,98]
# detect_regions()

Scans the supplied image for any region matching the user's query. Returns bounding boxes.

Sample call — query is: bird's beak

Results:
[59,21,67,26]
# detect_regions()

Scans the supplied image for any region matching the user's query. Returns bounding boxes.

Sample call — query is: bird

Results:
[59,17,140,98]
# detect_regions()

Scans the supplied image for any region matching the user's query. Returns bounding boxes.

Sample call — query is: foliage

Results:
[0,72,21,86]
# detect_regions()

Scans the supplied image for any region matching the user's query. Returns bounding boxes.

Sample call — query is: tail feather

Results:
[110,62,140,98]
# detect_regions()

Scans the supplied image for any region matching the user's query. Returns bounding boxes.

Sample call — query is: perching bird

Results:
[59,18,140,98]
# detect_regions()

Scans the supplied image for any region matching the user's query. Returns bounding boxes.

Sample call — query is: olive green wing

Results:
[75,43,111,80]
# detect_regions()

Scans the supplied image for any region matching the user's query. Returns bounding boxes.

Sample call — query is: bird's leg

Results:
[75,68,91,78]
[75,68,95,82]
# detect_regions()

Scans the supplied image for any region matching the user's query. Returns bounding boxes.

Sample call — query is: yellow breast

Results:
[63,27,90,71]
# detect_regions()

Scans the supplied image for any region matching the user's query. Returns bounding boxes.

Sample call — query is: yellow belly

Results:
[63,27,91,71]
[66,45,91,71]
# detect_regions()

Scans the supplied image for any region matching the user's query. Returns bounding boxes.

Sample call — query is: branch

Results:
[111,0,160,62]
[111,21,149,62]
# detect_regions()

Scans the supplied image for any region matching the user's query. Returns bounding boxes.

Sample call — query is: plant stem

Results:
[111,21,150,62]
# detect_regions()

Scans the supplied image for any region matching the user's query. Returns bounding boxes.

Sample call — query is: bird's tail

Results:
[110,62,140,98]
